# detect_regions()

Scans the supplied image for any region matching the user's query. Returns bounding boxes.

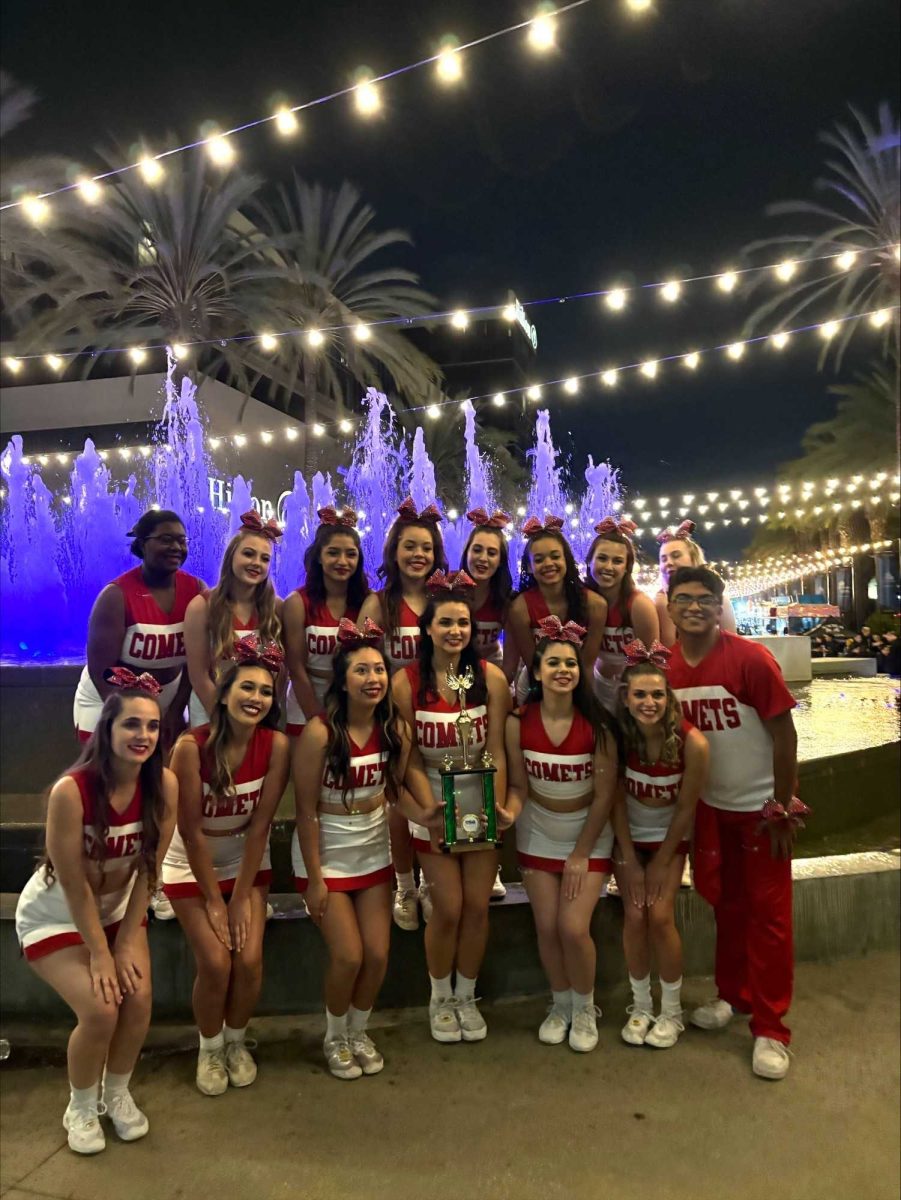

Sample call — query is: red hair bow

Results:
[656,519,696,545]
[623,639,672,670]
[318,505,358,529]
[594,516,637,539]
[396,497,442,524]
[337,617,385,648]
[104,667,163,697]
[426,569,476,595]
[467,507,511,531]
[240,510,283,542]
[231,634,285,674]
[522,514,564,537]
[535,615,587,646]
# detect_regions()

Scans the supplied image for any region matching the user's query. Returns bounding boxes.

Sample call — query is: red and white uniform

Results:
[189,610,259,727]
[623,718,694,853]
[285,589,359,735]
[161,724,275,898]
[669,631,797,1044]
[515,703,613,872]
[406,661,489,854]
[383,595,423,672]
[292,725,392,892]
[16,769,146,960]
[593,591,636,714]
[73,566,204,739]
[472,597,505,666]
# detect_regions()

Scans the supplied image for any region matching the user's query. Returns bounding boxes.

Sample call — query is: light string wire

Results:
[0,0,594,212]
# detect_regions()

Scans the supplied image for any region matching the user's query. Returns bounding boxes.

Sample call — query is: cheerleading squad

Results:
[16,500,804,1155]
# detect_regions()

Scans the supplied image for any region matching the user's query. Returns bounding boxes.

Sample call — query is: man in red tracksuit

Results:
[666,565,799,1081]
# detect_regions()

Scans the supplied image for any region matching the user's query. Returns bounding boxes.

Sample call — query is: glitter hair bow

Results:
[467,507,511,531]
[623,639,672,670]
[104,667,163,696]
[239,510,283,542]
[594,516,637,539]
[396,497,442,524]
[535,615,587,646]
[337,617,385,649]
[656,519,696,545]
[426,569,476,596]
[760,796,812,830]
[318,505,358,529]
[522,514,564,537]
[231,634,285,674]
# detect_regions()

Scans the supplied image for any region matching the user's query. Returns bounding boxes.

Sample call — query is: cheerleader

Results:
[184,510,283,726]
[392,570,510,1043]
[291,619,443,1079]
[459,507,517,676]
[585,517,660,713]
[611,639,707,1048]
[283,506,369,737]
[507,515,606,701]
[655,521,736,646]
[359,497,449,931]
[73,508,205,745]
[15,671,177,1154]
[503,617,618,1052]
[162,637,290,1096]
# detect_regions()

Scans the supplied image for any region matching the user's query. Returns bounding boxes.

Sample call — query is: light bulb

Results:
[306,328,324,348]
[426,404,441,419]
[259,334,278,352]
[436,48,463,83]
[234,434,247,447]
[339,419,353,434]
[563,377,579,395]
[4,357,23,373]
[660,280,681,303]
[312,423,325,437]
[355,80,381,116]
[502,304,517,322]
[206,135,235,166]
[716,271,738,293]
[260,431,273,444]
[208,438,221,450]
[139,157,164,184]
[835,250,857,271]
[600,369,618,387]
[869,309,890,328]
[528,13,556,51]
[451,310,470,330]
[770,331,790,350]
[128,348,147,365]
[285,428,299,441]
[683,352,699,370]
[45,355,64,371]
[726,342,745,361]
[526,385,542,401]
[77,178,102,204]
[639,360,658,379]
[819,320,839,340]
[274,108,299,136]
[605,288,627,312]
[774,259,797,282]
[625,0,653,12]
[21,195,49,224]
[493,393,506,406]
[353,322,371,341]
[172,343,189,360]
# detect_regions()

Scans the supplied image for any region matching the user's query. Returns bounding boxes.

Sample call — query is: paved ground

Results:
[1,953,898,1200]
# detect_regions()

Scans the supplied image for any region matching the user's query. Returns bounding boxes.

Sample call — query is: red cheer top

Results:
[113,566,204,671]
[71,768,145,872]
[193,724,275,834]
[518,703,596,802]
[320,725,389,807]
[623,718,693,806]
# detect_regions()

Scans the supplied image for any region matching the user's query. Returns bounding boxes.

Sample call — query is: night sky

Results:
[3,0,899,554]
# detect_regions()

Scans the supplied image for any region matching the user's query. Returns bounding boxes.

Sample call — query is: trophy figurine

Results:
[439,666,499,853]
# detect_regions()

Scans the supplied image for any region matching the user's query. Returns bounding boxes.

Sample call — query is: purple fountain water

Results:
[341,387,407,577]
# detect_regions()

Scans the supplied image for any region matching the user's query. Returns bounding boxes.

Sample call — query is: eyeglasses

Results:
[146,534,188,548]
[671,593,719,610]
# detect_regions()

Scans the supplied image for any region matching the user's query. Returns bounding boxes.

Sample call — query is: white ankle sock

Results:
[396,870,415,893]
[430,973,453,1003]
[571,989,594,1012]
[348,1006,371,1033]
[326,1008,348,1041]
[629,973,653,1012]
[552,989,572,1012]
[224,1024,247,1045]
[102,1070,131,1099]
[454,972,476,1002]
[69,1082,100,1110]
[660,976,683,1017]
[199,1031,224,1052]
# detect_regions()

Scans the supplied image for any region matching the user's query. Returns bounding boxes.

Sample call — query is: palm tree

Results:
[248,178,443,413]
[742,104,900,371]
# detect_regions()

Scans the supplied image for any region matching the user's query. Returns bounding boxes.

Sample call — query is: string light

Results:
[45,355,64,371]
[339,419,353,434]
[493,393,506,406]
[640,360,658,379]
[835,250,857,271]
[869,309,890,328]
[312,423,326,437]
[451,310,470,330]
[260,431,273,444]
[352,322,371,342]
[774,260,798,282]
[138,157,164,184]
[436,47,463,83]
[306,329,324,348]
[205,135,235,167]
[128,348,147,365]
[21,195,49,224]
[600,369,618,387]
[233,434,247,447]
[770,331,790,350]
[605,288,628,312]
[4,357,22,374]
[716,271,738,293]
[259,333,279,352]
[526,385,542,401]
[285,428,299,441]
[426,404,441,419]
[819,320,839,340]
[171,343,189,360]
[354,79,381,116]
[660,281,681,303]
[683,352,700,370]
[726,342,745,361]
[76,178,102,205]
[527,11,557,51]
[502,304,518,322]
[563,377,579,394]
[274,108,300,136]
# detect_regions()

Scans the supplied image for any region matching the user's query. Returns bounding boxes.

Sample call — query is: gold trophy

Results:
[440,667,498,853]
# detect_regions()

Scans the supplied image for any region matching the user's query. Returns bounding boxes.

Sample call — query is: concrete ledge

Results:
[812,657,878,676]
[2,853,897,1024]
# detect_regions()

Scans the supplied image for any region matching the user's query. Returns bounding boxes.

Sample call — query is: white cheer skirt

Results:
[161,827,272,899]
[516,799,613,873]
[16,869,138,961]
[74,666,183,738]
[592,665,622,716]
[291,808,391,892]
[625,795,687,852]
[285,675,330,736]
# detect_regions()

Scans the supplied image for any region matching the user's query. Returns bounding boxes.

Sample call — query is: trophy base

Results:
[441,840,501,855]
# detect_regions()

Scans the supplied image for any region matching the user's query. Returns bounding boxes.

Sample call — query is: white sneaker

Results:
[645,1013,684,1049]
[265,901,275,920]
[63,1100,107,1154]
[418,881,433,924]
[538,1003,571,1045]
[103,1089,149,1140]
[324,1037,363,1080]
[429,997,462,1043]
[350,1031,385,1075]
[621,1005,654,1046]
[393,888,419,931]
[196,1047,229,1096]
[455,997,488,1042]
[225,1040,258,1087]
[752,1036,791,1080]
[690,998,734,1030]
[491,870,507,900]
[150,891,176,920]
[569,1005,601,1053]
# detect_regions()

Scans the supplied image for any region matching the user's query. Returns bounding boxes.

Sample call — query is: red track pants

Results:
[693,800,793,1045]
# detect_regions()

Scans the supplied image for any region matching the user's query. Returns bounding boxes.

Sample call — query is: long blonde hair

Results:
[208,530,282,664]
